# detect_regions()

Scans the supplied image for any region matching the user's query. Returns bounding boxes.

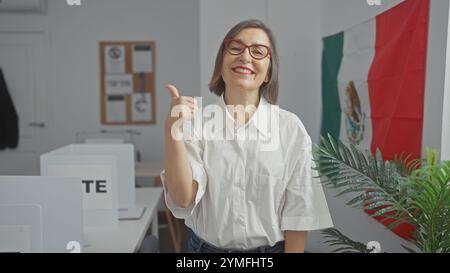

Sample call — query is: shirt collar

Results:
[215,94,272,138]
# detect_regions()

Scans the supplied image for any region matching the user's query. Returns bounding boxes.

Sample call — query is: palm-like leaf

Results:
[321,228,371,253]
[314,134,415,228]
[392,152,423,177]
[405,158,450,253]
[315,135,450,253]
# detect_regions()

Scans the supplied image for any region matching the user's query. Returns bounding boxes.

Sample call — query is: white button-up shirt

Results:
[161,95,333,249]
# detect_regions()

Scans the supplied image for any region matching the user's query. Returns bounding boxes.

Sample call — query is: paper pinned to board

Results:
[131,93,152,122]
[105,45,125,74]
[105,74,133,95]
[106,95,126,123]
[132,44,153,73]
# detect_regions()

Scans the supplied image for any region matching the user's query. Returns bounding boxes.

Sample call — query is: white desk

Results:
[135,161,164,178]
[83,188,163,253]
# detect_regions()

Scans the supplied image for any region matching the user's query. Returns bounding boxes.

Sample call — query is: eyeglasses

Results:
[223,39,271,60]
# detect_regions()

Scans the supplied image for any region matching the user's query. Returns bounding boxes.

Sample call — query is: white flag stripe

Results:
[337,19,376,150]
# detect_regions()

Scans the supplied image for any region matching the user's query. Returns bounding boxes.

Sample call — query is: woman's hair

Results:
[208,19,279,104]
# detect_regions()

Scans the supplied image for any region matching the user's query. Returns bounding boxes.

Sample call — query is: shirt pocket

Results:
[254,173,285,226]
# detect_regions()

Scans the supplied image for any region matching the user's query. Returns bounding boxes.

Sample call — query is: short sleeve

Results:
[160,138,207,219]
[281,141,334,231]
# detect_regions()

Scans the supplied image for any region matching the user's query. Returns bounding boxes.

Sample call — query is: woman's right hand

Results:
[164,84,199,208]
[165,84,198,137]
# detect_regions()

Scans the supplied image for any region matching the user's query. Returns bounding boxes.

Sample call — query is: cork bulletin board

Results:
[99,41,156,125]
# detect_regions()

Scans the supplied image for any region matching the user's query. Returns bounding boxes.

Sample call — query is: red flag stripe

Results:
[368,0,429,160]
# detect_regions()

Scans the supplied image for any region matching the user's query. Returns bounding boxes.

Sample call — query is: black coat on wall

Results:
[0,68,19,150]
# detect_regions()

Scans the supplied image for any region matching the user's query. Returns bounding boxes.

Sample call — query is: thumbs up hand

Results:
[165,84,199,134]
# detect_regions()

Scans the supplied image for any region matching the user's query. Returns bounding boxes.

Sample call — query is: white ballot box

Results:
[40,144,120,227]
[0,176,83,253]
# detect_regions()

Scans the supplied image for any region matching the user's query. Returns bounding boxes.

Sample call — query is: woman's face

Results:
[221,28,271,94]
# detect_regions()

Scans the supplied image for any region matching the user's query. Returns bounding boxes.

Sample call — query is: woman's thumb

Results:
[166,84,180,99]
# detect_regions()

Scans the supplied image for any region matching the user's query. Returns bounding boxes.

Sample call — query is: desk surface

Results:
[83,187,163,253]
[135,161,164,178]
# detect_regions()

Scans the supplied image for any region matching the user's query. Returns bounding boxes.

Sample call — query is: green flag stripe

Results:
[321,32,343,140]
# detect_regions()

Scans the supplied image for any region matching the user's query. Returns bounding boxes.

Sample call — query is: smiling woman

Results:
[161,19,334,253]
[209,21,279,105]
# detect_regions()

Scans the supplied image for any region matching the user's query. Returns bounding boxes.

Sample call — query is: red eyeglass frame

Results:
[223,39,272,60]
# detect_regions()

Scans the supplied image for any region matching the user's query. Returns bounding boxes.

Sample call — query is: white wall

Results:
[442,1,450,161]
[422,0,448,157]
[0,0,200,163]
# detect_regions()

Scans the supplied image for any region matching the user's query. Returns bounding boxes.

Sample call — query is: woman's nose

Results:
[238,49,252,63]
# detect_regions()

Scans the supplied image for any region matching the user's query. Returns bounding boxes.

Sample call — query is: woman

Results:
[161,19,333,253]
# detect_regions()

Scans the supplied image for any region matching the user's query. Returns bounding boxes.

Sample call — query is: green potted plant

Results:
[313,134,450,253]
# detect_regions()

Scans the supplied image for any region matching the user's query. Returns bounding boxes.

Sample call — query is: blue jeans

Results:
[186,231,285,253]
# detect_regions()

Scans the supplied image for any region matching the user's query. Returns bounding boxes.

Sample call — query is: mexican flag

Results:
[321,0,430,240]
[321,0,429,161]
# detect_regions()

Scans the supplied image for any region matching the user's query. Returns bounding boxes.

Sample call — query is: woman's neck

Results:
[224,88,260,107]
[223,88,260,127]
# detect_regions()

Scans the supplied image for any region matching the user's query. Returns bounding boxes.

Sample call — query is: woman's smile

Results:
[231,66,255,76]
